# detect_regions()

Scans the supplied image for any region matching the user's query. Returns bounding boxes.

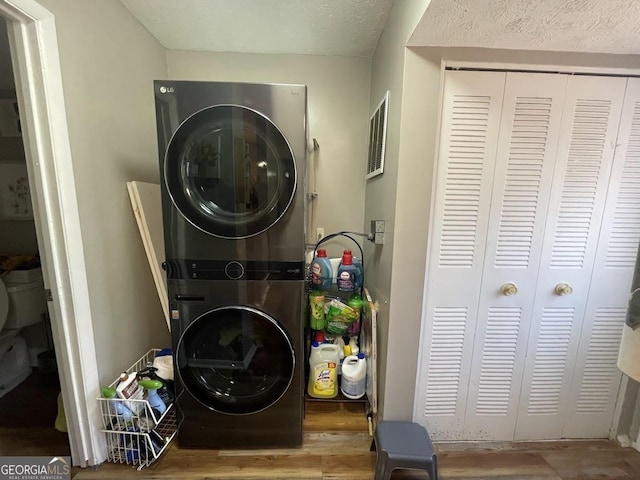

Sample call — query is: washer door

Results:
[176,305,295,415]
[164,104,297,238]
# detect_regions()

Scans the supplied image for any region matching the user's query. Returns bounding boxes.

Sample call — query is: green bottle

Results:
[348,292,363,318]
[309,290,325,330]
[347,292,364,336]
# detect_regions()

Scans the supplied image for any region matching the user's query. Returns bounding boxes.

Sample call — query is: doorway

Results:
[0,0,104,466]
[0,16,69,456]
[0,18,70,455]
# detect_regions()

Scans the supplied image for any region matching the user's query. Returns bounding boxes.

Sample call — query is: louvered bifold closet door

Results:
[463,73,567,440]
[562,77,640,438]
[515,75,627,440]
[415,70,505,440]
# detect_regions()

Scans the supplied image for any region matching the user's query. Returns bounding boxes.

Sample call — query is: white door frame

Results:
[0,0,104,467]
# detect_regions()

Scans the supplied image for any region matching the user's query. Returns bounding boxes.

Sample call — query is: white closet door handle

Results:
[555,283,573,296]
[501,282,518,296]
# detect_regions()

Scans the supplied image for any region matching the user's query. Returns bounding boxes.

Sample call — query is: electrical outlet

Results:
[315,227,325,241]
[370,220,385,240]
[374,232,385,245]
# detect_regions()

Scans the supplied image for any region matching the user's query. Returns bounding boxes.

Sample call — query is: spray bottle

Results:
[139,379,167,418]
[102,386,133,430]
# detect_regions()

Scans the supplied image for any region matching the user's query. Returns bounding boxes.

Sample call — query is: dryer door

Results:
[164,105,297,239]
[176,305,295,415]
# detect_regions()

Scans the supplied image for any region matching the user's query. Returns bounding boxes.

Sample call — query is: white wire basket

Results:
[97,349,177,469]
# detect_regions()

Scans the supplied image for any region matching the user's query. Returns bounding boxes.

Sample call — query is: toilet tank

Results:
[5,279,47,329]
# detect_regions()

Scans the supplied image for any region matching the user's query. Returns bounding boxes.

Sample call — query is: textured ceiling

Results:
[410,0,640,54]
[119,0,395,57]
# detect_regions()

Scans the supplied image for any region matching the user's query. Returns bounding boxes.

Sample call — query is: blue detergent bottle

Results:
[311,248,333,290]
[352,256,363,291]
[337,250,357,292]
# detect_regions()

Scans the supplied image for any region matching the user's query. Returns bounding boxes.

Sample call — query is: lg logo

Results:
[159,86,175,94]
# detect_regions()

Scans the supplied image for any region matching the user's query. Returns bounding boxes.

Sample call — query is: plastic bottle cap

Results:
[312,341,320,347]
[317,249,327,257]
[341,251,353,265]
[139,379,163,390]
[119,372,129,381]
[358,352,365,359]
[102,387,117,399]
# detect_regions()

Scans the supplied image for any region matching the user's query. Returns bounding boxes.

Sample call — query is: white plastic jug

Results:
[307,342,340,399]
[340,352,366,399]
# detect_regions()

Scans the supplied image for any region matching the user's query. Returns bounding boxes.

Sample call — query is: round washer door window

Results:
[164,104,297,239]
[176,306,295,415]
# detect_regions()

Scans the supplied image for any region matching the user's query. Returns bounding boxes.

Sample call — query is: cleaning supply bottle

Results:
[139,379,167,418]
[309,290,325,330]
[340,352,366,400]
[138,364,175,407]
[352,256,364,291]
[310,248,333,290]
[348,336,360,356]
[336,250,356,292]
[307,341,339,398]
[333,336,346,375]
[347,292,364,336]
[102,386,133,430]
[116,371,145,414]
[348,291,363,318]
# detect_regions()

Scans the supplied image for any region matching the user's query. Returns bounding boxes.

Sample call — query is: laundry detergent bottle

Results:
[310,248,333,290]
[336,250,356,292]
[307,341,339,399]
[352,256,363,291]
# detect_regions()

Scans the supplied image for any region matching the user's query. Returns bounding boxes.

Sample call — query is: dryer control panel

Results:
[164,259,305,281]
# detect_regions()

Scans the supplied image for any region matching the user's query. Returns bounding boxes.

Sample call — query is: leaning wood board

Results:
[126,181,169,331]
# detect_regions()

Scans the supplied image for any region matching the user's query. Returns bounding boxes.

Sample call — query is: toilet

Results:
[0,269,48,398]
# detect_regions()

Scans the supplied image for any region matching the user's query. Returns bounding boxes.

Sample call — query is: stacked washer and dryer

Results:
[154,81,307,449]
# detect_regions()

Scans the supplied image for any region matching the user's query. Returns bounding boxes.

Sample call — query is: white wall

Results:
[0,89,39,255]
[36,0,169,384]
[365,0,431,419]
[166,50,370,258]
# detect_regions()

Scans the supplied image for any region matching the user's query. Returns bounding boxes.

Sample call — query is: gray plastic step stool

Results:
[372,421,438,480]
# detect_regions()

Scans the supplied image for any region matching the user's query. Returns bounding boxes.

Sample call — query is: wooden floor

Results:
[2,386,640,479]
[70,401,640,480]
[0,369,71,457]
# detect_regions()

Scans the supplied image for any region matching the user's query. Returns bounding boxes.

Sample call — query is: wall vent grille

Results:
[366,91,389,179]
